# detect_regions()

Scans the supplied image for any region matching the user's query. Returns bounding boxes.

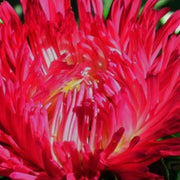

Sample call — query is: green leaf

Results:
[14,4,23,17]
[161,158,170,180]
[176,171,180,180]
[154,0,169,10]
[173,132,180,137]
[103,0,113,19]
[0,19,3,24]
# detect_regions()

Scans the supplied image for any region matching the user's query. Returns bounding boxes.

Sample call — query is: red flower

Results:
[0,0,180,179]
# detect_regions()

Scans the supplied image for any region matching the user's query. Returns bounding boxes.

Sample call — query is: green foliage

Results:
[0,19,3,24]
[103,0,113,19]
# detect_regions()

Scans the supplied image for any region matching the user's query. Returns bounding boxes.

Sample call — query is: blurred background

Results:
[2,0,180,180]
[3,0,180,17]
[5,0,180,21]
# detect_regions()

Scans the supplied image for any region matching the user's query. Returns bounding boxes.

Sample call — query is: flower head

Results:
[0,0,180,179]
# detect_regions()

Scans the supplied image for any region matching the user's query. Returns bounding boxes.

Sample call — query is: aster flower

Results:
[0,0,180,179]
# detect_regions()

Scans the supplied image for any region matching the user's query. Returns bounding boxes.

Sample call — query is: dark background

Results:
[4,0,180,19]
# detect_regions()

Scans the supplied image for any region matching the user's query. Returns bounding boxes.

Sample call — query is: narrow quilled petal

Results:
[0,0,180,179]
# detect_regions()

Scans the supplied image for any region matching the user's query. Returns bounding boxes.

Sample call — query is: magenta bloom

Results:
[0,0,180,179]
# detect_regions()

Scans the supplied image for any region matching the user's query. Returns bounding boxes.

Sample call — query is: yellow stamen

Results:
[61,79,83,93]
